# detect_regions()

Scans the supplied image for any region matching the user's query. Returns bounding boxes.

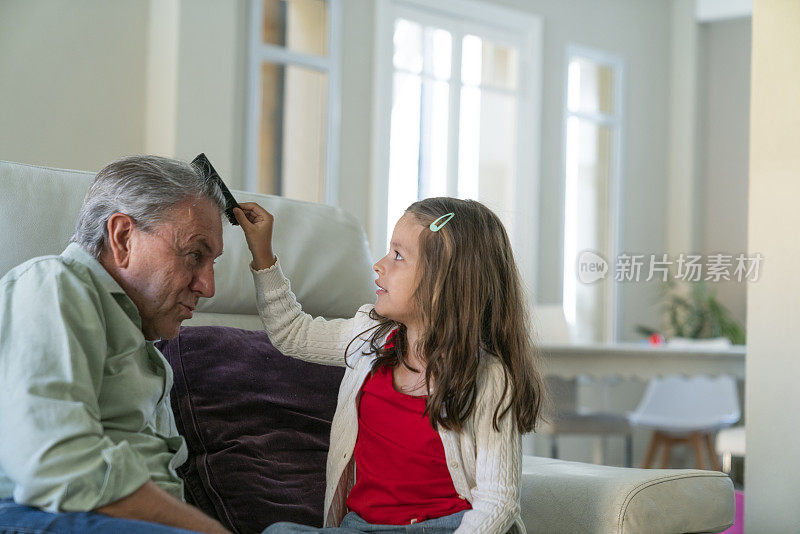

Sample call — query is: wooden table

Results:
[539,343,746,380]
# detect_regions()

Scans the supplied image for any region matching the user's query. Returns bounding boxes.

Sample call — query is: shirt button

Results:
[458,495,466,500]
[450,461,459,468]
[409,519,418,524]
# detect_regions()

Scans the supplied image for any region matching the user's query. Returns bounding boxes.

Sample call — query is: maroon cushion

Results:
[156,326,344,534]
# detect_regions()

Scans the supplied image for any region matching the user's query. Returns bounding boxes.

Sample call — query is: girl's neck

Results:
[403,323,426,370]
[393,322,431,395]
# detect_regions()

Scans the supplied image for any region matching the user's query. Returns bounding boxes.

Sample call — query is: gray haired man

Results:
[0,156,230,533]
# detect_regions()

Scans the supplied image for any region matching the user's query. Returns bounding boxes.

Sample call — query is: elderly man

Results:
[0,156,229,533]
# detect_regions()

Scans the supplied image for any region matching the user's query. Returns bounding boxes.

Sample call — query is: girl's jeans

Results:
[262,510,467,534]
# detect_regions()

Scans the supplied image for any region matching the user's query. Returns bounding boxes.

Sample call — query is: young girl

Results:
[233,197,545,534]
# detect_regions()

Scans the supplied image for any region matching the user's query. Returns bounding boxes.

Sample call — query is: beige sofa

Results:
[0,159,734,533]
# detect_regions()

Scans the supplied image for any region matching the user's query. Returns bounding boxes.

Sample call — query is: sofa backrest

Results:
[0,159,376,322]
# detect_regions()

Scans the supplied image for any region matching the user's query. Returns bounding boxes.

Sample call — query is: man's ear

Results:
[106,213,136,269]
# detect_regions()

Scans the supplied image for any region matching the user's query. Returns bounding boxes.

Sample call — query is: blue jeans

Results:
[0,498,201,534]
[262,510,467,534]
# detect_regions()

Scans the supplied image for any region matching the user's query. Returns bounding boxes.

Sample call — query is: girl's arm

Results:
[236,202,375,367]
[252,258,373,367]
[456,360,523,534]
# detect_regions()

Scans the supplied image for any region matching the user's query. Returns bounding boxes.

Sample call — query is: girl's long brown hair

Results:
[348,198,546,433]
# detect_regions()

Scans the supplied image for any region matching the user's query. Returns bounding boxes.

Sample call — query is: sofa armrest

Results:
[520,456,734,534]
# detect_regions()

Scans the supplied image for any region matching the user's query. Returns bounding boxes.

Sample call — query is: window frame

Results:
[561,44,625,342]
[244,0,343,205]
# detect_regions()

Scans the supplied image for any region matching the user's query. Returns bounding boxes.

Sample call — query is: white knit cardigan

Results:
[252,260,525,534]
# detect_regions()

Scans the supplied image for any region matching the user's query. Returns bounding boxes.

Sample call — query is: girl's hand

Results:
[233,202,277,270]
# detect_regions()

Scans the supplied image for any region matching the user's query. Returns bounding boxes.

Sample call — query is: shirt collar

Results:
[62,242,128,296]
[62,243,145,329]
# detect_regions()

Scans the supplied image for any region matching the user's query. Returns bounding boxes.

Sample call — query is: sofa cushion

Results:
[520,456,735,533]
[156,326,344,534]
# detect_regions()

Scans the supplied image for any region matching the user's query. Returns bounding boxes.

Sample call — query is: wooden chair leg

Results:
[659,434,673,468]
[641,431,662,468]
[591,436,605,465]
[624,434,633,468]
[704,432,721,471]
[689,432,706,470]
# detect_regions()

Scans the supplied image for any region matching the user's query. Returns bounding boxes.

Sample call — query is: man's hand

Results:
[233,202,277,271]
[96,480,230,534]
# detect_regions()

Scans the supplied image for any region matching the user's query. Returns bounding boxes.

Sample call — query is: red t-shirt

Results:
[345,338,471,524]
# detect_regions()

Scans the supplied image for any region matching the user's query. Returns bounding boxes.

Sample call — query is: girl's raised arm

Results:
[233,202,277,271]
[235,202,375,367]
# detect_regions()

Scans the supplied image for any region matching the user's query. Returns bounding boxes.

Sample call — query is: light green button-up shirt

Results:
[0,243,187,512]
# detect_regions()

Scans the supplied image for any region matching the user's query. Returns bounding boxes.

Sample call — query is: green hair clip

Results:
[429,212,455,232]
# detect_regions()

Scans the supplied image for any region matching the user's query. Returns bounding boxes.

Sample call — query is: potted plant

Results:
[636,279,746,345]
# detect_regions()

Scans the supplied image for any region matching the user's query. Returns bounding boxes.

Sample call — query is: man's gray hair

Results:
[71,155,227,258]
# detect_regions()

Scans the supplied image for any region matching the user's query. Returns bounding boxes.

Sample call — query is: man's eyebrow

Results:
[187,236,222,257]
[194,239,212,253]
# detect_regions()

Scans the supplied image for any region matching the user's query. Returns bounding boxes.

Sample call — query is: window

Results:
[562,46,624,342]
[245,0,341,204]
[372,0,542,296]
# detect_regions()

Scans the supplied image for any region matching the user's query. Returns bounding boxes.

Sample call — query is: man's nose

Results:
[192,264,215,298]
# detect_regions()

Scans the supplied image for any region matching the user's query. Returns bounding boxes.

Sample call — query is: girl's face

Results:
[373,213,424,327]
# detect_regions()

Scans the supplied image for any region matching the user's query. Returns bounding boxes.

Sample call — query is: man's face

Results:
[125,197,223,340]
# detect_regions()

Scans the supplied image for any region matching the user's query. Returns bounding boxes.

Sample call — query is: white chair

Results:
[628,375,740,470]
[535,305,633,466]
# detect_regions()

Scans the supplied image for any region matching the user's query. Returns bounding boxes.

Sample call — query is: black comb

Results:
[191,153,240,225]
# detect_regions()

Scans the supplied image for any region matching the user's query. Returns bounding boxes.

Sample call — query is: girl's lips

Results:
[375,281,387,295]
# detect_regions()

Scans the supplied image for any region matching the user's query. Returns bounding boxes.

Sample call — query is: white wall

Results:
[336,0,375,232]
[172,0,248,189]
[145,0,180,157]
[0,0,247,189]
[699,19,751,325]
[745,0,800,528]
[667,8,751,331]
[0,0,149,172]
[666,0,701,259]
